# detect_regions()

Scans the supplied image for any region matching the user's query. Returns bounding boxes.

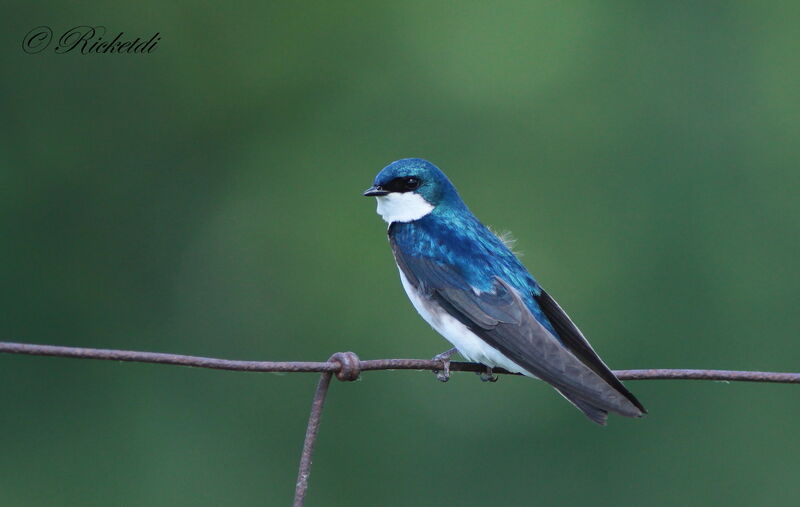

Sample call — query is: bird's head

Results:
[363,158,463,223]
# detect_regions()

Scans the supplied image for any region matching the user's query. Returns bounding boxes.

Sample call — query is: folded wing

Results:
[392,242,645,423]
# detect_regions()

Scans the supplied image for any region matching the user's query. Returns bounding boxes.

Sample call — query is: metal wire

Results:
[294,371,333,507]
[2,341,799,382]
[3,340,800,506]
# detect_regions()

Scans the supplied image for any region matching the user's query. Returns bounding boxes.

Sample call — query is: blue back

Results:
[390,209,557,336]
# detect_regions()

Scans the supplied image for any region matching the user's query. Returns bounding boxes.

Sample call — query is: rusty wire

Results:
[2,340,800,506]
[294,370,333,507]
[2,341,800,383]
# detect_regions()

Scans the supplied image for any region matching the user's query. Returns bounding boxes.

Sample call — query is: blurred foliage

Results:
[2,1,800,506]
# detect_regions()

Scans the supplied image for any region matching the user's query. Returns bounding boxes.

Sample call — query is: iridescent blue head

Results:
[363,158,465,223]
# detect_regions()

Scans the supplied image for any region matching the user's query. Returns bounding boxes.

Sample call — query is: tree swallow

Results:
[364,158,645,425]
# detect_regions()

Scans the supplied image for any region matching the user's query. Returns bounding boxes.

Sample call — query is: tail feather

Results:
[558,390,609,426]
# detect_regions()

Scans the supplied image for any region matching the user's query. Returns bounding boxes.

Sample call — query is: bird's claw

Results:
[434,363,450,382]
[478,367,498,383]
[432,348,457,383]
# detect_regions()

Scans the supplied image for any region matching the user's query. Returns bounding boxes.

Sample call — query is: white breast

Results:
[376,192,434,223]
[398,269,530,375]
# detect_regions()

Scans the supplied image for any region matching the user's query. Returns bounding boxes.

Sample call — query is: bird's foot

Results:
[432,348,457,382]
[477,366,498,383]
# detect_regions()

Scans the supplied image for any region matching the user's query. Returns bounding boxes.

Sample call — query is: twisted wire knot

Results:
[329,351,361,381]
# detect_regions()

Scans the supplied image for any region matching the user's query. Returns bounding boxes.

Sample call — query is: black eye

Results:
[383,176,422,193]
[405,177,420,190]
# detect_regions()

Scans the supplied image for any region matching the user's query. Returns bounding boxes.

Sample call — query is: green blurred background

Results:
[2,2,800,506]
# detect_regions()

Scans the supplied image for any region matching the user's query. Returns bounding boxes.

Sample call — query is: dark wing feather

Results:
[534,289,646,414]
[392,242,644,419]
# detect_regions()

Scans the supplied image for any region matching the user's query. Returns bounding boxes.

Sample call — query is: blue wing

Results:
[389,220,645,423]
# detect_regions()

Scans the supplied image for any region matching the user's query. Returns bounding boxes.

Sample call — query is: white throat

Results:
[375,192,434,223]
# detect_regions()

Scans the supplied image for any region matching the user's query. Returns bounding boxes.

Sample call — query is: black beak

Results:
[363,185,388,197]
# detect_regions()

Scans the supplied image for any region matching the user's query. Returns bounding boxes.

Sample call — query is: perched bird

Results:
[364,158,645,425]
